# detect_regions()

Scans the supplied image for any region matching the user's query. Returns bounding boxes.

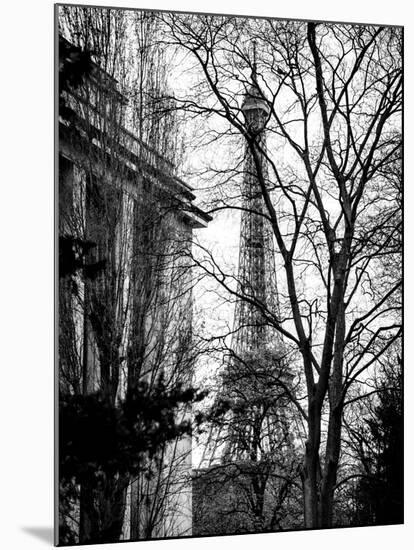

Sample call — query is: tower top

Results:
[242,40,270,120]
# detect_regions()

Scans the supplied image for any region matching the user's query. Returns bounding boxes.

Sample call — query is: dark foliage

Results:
[59,36,94,91]
[59,36,94,122]
[353,358,403,525]
[59,236,107,290]
[60,377,206,488]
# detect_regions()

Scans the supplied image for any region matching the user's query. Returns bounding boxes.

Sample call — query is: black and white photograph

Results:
[56,2,402,546]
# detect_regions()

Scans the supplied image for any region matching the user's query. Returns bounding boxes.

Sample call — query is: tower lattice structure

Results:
[200,55,292,468]
[232,89,280,356]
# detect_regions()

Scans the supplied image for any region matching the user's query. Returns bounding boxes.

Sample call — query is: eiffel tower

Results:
[200,45,292,468]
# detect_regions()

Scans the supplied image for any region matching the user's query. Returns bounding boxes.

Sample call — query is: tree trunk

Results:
[251,471,266,531]
[130,477,141,539]
[302,469,316,528]
[79,482,98,543]
[319,296,346,527]
[79,474,129,544]
[302,404,322,529]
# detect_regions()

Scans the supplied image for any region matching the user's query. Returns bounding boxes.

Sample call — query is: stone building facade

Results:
[58,37,210,543]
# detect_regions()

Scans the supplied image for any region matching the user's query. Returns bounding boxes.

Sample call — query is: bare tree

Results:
[160,14,402,529]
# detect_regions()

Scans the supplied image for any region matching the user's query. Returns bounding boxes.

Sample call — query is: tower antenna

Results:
[252,39,257,82]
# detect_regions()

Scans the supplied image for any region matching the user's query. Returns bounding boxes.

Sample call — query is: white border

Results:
[0,1,411,549]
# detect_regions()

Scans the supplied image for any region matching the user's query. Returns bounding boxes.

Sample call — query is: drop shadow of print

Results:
[21,526,54,545]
